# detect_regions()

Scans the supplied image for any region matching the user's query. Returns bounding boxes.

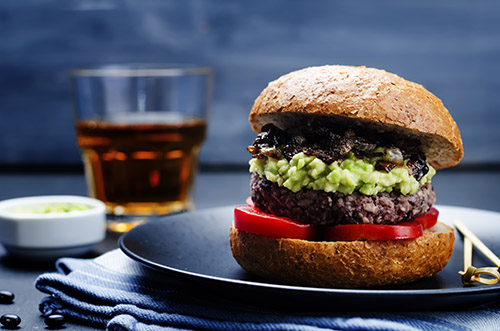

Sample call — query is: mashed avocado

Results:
[13,203,91,214]
[249,152,435,195]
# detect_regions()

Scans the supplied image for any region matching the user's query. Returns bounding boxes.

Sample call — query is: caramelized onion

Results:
[385,148,404,165]
[375,160,396,173]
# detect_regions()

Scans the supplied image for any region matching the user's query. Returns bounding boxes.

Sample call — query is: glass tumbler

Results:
[71,64,213,232]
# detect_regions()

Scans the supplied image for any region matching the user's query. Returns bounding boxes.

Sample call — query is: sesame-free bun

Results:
[249,65,463,169]
[229,222,454,288]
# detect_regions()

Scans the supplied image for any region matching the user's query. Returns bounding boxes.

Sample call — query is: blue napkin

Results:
[35,249,500,331]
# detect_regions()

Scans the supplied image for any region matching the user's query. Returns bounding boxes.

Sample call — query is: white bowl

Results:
[0,195,106,260]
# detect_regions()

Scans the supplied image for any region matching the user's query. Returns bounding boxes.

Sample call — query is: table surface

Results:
[0,169,499,329]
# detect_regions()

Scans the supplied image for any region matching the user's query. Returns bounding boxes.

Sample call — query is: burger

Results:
[229,65,463,288]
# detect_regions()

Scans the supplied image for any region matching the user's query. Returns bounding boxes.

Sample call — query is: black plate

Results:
[119,205,500,311]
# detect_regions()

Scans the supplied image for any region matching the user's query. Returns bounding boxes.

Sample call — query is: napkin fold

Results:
[35,249,500,331]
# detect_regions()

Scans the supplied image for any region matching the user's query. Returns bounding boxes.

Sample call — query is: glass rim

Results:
[70,63,213,77]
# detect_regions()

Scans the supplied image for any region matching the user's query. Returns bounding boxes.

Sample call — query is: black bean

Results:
[0,314,21,328]
[0,290,14,304]
[44,314,65,329]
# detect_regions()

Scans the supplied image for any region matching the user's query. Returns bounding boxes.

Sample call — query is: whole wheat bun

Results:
[249,65,463,169]
[230,221,454,288]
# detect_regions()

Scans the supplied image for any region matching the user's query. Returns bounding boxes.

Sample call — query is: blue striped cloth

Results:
[35,249,500,331]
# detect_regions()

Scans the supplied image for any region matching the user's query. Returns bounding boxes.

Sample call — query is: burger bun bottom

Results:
[229,222,454,288]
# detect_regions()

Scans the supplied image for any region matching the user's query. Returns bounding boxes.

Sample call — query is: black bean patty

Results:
[250,173,436,226]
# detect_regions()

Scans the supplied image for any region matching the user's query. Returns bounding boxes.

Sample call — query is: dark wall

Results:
[1,0,499,167]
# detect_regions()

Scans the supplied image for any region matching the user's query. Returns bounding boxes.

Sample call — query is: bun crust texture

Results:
[249,65,463,169]
[229,222,454,288]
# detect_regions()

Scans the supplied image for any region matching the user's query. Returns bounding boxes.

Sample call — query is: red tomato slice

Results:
[324,222,423,241]
[235,204,439,242]
[324,207,440,241]
[414,207,439,229]
[234,206,316,240]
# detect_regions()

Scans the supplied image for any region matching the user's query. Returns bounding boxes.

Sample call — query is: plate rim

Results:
[119,204,500,297]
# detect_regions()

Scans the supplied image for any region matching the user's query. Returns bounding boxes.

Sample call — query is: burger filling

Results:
[248,123,437,226]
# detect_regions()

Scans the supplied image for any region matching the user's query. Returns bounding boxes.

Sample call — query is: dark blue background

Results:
[1,0,499,167]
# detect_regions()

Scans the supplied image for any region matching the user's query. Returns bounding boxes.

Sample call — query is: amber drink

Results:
[76,116,206,230]
[71,65,213,231]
